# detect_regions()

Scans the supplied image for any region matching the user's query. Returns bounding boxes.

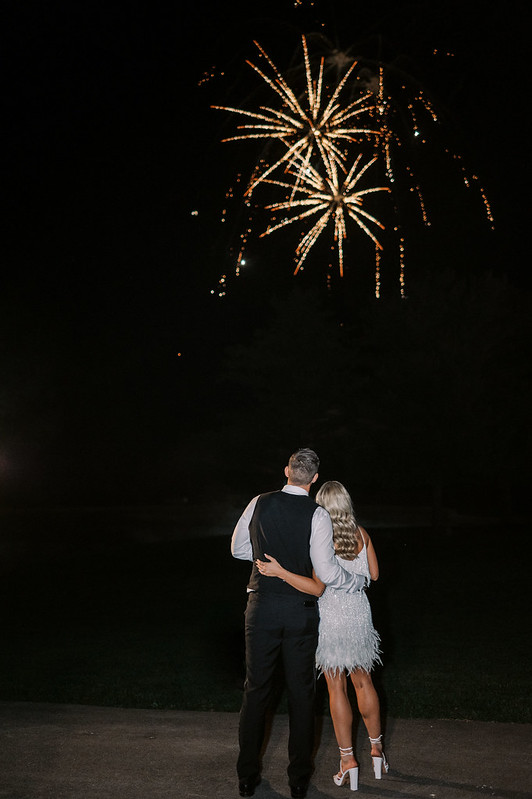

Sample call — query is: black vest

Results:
[247,490,318,597]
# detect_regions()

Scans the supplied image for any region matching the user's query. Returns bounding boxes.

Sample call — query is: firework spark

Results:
[359,62,494,228]
[260,151,390,277]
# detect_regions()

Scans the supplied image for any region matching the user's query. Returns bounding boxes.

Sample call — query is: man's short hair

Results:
[287,448,320,485]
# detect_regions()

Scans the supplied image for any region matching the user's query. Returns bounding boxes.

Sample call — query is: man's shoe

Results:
[290,785,308,799]
[238,776,260,797]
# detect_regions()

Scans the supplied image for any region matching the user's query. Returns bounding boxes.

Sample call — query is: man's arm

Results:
[230,495,259,561]
[310,507,367,592]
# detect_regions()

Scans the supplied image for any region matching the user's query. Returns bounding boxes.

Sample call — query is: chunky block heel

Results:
[333,746,359,791]
[369,735,389,779]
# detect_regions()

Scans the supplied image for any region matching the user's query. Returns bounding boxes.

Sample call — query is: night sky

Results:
[2,0,530,506]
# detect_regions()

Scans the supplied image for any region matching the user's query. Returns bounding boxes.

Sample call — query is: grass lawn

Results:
[1,510,529,722]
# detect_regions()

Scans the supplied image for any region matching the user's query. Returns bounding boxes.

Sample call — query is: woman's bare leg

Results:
[349,669,382,756]
[324,670,358,768]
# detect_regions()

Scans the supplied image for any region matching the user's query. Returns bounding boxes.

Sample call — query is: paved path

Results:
[1,702,530,799]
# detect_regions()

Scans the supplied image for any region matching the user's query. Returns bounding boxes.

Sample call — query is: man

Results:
[231,448,366,799]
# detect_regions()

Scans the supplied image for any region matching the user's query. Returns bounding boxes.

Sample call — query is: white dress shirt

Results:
[231,484,366,593]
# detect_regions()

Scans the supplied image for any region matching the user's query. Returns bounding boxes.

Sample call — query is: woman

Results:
[256,480,388,792]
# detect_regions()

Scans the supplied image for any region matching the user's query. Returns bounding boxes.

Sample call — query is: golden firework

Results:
[260,151,390,277]
[212,36,380,197]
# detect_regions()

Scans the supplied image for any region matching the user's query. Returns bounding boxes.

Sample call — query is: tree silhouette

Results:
[218,271,530,518]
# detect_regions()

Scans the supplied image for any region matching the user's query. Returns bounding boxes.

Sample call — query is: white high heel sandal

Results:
[333,746,359,791]
[369,734,389,779]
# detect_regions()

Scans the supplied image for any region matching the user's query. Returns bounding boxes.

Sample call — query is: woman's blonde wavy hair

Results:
[316,480,361,559]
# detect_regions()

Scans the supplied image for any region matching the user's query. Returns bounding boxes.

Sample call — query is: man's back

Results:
[247,490,318,596]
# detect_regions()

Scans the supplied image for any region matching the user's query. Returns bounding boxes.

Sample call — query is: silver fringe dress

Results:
[315,538,382,675]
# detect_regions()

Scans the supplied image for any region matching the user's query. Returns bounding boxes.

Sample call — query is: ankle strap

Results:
[368,735,383,744]
[339,746,353,756]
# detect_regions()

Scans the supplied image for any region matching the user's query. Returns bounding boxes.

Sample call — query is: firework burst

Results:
[212,36,380,197]
[260,151,390,277]
[210,34,493,296]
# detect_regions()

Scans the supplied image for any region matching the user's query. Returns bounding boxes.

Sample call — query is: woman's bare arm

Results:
[360,526,379,581]
[256,554,326,596]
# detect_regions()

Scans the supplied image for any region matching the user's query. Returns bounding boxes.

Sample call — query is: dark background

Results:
[2,0,530,513]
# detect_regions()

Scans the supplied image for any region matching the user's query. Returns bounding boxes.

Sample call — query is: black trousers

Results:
[237,591,319,785]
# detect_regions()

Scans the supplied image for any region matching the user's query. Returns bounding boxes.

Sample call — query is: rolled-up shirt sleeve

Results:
[310,506,367,592]
[230,495,259,561]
